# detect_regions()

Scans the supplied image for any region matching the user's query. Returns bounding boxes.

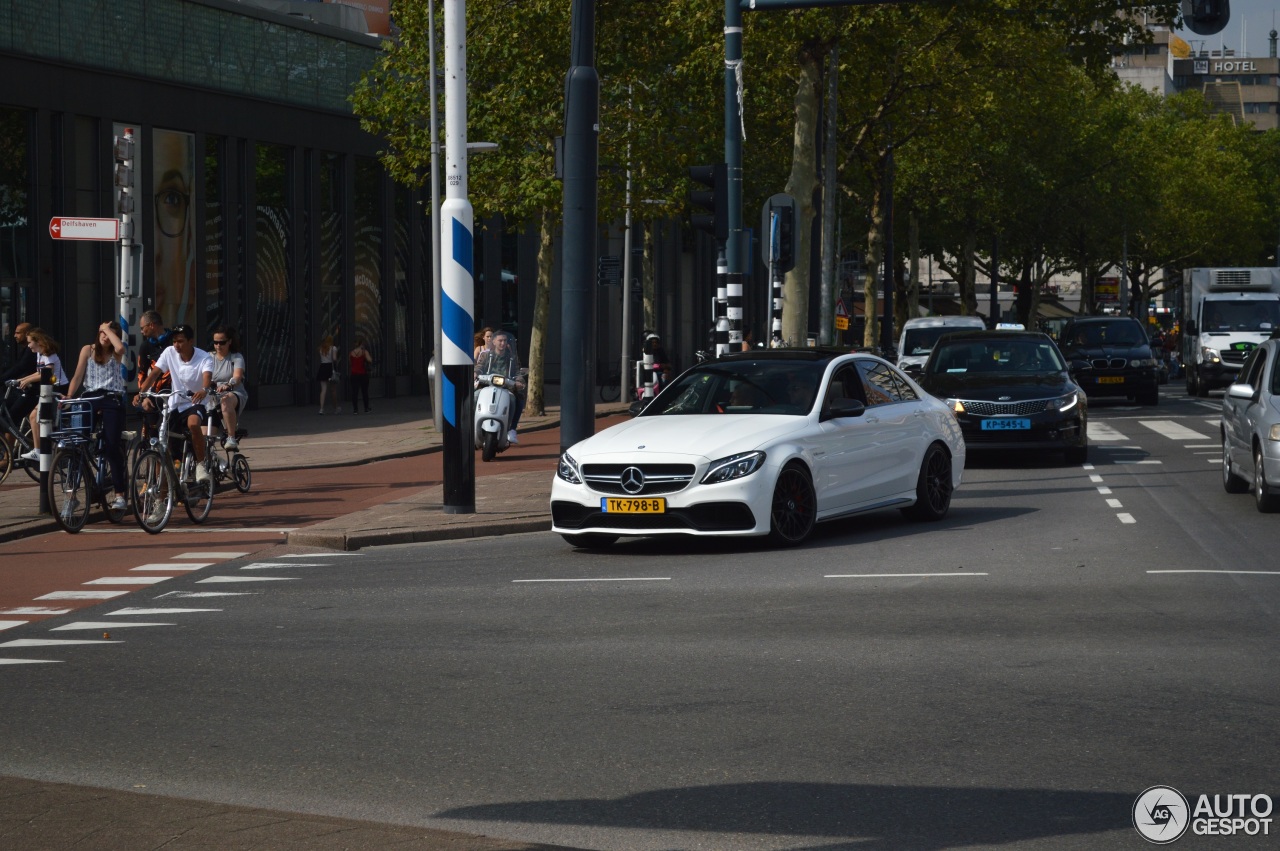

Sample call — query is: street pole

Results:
[621,137,633,404]
[725,0,744,350]
[819,46,838,346]
[429,0,444,434]
[441,0,474,514]
[559,0,599,452]
[881,141,894,353]
[989,234,999,327]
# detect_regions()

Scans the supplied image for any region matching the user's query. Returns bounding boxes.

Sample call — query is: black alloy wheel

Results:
[768,463,816,546]
[903,443,952,522]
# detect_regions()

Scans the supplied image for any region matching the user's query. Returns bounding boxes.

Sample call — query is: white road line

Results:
[1148,570,1280,575]
[1185,444,1219,449]
[195,576,298,583]
[1106,499,1124,509]
[825,573,990,579]
[1087,422,1129,442]
[1117,513,1137,524]
[1,608,71,616]
[239,562,322,570]
[0,639,122,648]
[1082,463,1095,470]
[1114,460,1163,465]
[1097,486,1113,495]
[35,591,130,601]
[131,563,212,571]
[173,552,250,559]
[0,659,62,665]
[155,591,257,598]
[106,607,222,615]
[50,622,174,631]
[513,578,671,583]
[1089,474,1104,483]
[1139,420,1210,440]
[83,577,170,585]
[0,621,28,631]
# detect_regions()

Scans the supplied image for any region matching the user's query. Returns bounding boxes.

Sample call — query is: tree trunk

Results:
[642,221,656,335]
[526,208,554,417]
[863,172,884,347]
[960,224,977,315]
[901,209,920,330]
[783,53,821,348]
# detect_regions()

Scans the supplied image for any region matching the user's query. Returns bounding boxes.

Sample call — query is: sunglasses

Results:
[212,339,228,345]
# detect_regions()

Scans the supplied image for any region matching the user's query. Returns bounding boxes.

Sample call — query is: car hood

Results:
[921,372,1073,401]
[568,414,807,462]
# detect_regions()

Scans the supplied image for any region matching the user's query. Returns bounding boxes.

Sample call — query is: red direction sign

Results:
[49,217,120,241]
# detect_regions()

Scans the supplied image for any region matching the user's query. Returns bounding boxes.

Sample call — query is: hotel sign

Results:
[1192,59,1260,74]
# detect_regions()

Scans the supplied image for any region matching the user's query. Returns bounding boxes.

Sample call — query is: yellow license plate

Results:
[601,497,666,514]
[1098,376,1124,384]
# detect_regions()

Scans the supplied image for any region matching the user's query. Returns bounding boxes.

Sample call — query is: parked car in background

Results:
[1058,316,1160,405]
[916,330,1088,464]
[552,349,966,548]
[897,315,988,373]
[1220,330,1280,512]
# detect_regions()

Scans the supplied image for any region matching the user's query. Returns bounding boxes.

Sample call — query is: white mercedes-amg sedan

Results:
[552,349,966,548]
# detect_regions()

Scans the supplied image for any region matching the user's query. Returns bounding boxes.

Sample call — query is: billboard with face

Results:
[153,128,195,328]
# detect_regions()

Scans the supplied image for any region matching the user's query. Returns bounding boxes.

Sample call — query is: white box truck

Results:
[1182,267,1280,396]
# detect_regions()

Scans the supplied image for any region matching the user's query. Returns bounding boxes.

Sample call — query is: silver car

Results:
[1221,334,1280,511]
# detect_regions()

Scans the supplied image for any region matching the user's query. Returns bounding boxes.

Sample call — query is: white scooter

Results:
[474,373,516,462]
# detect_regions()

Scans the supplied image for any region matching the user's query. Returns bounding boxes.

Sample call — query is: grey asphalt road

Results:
[2,390,1278,850]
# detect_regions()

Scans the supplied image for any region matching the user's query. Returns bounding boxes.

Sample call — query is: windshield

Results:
[1202,300,1280,334]
[928,338,1066,375]
[1065,320,1146,347]
[642,359,826,416]
[902,327,953,356]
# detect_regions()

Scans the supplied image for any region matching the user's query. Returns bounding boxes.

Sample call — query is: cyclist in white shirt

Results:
[135,324,213,483]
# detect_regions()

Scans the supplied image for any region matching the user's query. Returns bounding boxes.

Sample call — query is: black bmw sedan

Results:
[915,330,1089,464]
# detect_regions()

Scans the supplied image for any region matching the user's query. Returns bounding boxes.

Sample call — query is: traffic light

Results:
[761,193,796,274]
[689,163,727,243]
[113,128,135,229]
[1183,0,1230,35]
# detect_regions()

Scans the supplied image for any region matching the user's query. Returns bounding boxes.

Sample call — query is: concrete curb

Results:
[288,516,551,551]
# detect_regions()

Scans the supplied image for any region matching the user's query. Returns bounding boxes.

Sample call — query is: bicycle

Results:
[44,397,130,533]
[598,368,621,402]
[129,390,215,533]
[201,388,252,493]
[0,380,40,486]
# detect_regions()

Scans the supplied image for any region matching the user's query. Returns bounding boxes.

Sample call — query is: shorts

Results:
[166,405,206,436]
[316,363,334,382]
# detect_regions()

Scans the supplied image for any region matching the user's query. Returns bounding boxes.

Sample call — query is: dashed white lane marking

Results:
[240,562,322,570]
[1097,486,1113,495]
[83,577,170,585]
[0,659,61,665]
[1088,422,1129,441]
[1149,570,1280,575]
[1106,499,1124,509]
[51,622,174,631]
[155,591,256,598]
[1118,513,1137,524]
[36,590,129,601]
[1,607,72,616]
[513,578,671,583]
[107,607,221,615]
[1139,420,1210,440]
[825,573,990,579]
[131,563,212,571]
[0,621,28,631]
[173,551,249,559]
[1089,474,1104,483]
[1185,444,1218,449]
[1115,460,1163,465]
[0,639,122,648]
[196,576,298,584]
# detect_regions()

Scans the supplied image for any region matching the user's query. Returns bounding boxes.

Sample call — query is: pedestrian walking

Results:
[65,321,128,510]
[349,339,372,414]
[317,335,341,414]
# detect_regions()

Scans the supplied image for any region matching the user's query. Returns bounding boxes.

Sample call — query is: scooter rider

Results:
[475,330,526,444]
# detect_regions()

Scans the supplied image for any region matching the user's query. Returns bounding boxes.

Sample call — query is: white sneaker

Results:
[146,505,166,525]
[507,429,519,445]
[109,496,128,512]
[224,438,239,451]
[20,448,38,461]
[60,499,79,522]
[195,464,211,484]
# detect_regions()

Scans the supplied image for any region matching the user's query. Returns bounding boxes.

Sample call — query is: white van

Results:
[897,315,988,372]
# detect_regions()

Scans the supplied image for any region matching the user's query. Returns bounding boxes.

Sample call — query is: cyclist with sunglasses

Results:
[208,325,247,450]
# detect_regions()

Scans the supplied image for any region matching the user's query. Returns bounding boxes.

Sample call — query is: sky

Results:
[1175,0,1280,58]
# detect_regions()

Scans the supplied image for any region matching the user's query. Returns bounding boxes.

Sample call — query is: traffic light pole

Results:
[724,0,745,352]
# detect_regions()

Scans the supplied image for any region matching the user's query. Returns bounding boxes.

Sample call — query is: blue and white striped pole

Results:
[441,0,475,514]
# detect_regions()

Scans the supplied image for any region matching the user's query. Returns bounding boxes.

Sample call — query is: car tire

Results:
[902,443,952,522]
[561,533,619,549]
[1254,447,1280,513]
[1195,369,1210,398]
[1222,435,1249,494]
[767,463,817,546]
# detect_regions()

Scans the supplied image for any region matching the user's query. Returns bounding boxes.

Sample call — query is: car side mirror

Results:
[1069,359,1092,374]
[1227,383,1257,401]
[820,399,867,422]
[901,362,923,375]
[628,399,650,417]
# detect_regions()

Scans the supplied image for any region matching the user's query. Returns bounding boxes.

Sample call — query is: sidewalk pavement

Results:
[0,394,633,547]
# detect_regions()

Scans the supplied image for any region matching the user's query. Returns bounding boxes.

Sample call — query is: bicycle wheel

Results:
[232,454,252,493]
[48,449,91,534]
[131,449,174,534]
[0,437,12,486]
[182,448,214,523]
[598,375,620,403]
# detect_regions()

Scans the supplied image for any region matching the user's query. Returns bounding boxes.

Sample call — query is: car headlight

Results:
[701,451,766,484]
[1046,392,1079,412]
[1269,424,1280,442]
[1128,358,1158,368]
[1201,346,1221,364]
[945,398,966,415]
[557,452,583,484]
